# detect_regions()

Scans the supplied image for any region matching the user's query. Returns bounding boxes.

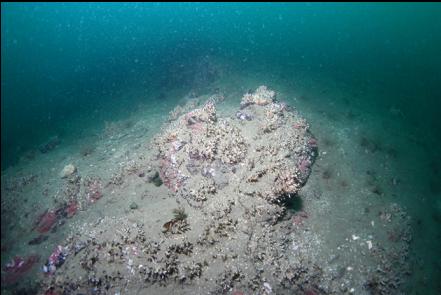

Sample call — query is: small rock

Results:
[60,164,77,178]
[147,171,163,187]
[236,111,253,121]
[335,266,346,279]
[328,254,340,264]
[129,202,139,210]
[146,170,158,181]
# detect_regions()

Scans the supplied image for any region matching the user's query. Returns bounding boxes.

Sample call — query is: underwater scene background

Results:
[1,3,440,295]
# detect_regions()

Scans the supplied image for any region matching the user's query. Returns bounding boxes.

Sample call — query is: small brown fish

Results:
[162,220,176,233]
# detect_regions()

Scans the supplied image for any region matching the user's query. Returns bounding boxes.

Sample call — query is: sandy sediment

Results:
[1,86,412,295]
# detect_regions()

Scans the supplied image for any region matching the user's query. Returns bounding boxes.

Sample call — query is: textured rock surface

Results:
[153,86,317,205]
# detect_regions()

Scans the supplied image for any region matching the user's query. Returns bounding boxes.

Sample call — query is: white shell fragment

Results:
[263,282,272,294]
[367,240,373,250]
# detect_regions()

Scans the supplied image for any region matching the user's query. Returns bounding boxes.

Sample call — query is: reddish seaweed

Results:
[36,211,58,233]
[64,201,78,218]
[1,255,40,285]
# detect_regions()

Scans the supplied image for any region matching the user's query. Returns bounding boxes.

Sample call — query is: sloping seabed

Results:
[2,70,428,294]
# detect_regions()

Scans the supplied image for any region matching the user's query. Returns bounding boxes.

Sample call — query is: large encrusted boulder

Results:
[152,86,317,205]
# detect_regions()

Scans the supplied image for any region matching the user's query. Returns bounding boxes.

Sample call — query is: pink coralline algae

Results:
[189,122,205,133]
[298,157,312,174]
[292,211,308,227]
[293,122,303,129]
[86,180,103,203]
[1,255,40,285]
[42,245,68,275]
[308,138,318,148]
[160,157,185,192]
[292,119,308,130]
[159,142,189,192]
[160,159,176,191]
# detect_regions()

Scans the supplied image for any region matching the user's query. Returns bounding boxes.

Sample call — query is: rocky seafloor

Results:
[1,86,412,295]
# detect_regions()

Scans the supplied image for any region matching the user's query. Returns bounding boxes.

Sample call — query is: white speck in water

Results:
[367,240,373,250]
